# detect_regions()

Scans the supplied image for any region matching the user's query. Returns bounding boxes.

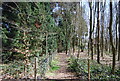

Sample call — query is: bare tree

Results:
[93,2,97,55]
[97,1,100,64]
[109,2,116,74]
[101,1,105,57]
[89,2,93,60]
[115,2,118,59]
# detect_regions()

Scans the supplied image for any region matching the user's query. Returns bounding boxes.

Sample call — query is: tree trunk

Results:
[93,2,97,56]
[57,35,60,53]
[101,24,104,57]
[65,17,68,54]
[118,1,120,61]
[88,42,90,56]
[89,2,93,60]
[66,40,68,54]
[77,37,80,58]
[101,2,105,57]
[109,2,116,74]
[72,37,75,54]
[105,38,108,51]
[97,2,100,64]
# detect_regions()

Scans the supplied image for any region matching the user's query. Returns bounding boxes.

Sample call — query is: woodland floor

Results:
[1,50,119,80]
[73,50,120,68]
[45,50,120,79]
[45,53,79,79]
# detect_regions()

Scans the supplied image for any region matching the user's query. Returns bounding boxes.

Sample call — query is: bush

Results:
[68,57,120,80]
[2,60,25,78]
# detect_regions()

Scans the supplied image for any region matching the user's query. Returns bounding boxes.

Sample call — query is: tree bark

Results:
[66,40,68,54]
[115,2,118,61]
[57,35,60,53]
[105,38,108,51]
[109,2,116,74]
[101,2,105,57]
[77,37,80,59]
[97,2,100,64]
[93,2,97,56]
[89,2,93,60]
[118,1,120,61]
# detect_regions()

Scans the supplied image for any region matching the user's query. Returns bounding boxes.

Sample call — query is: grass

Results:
[45,57,60,77]
[49,58,60,72]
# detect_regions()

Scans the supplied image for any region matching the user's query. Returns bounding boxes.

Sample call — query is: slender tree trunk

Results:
[88,42,90,56]
[101,2,105,57]
[95,30,97,55]
[93,2,97,55]
[72,14,76,54]
[57,35,60,53]
[118,1,120,61]
[77,37,80,58]
[66,40,68,54]
[89,2,93,60]
[105,38,108,51]
[101,24,104,57]
[108,41,111,53]
[97,2,100,64]
[72,37,75,54]
[115,18,118,59]
[109,2,116,74]
[65,18,68,54]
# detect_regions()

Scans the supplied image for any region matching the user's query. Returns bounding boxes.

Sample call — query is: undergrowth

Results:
[68,56,120,81]
[49,58,60,72]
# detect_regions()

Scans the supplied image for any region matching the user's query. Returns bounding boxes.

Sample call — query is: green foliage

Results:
[68,57,120,80]
[49,58,60,71]
[2,2,58,78]
[2,2,87,79]
[2,2,57,62]
[2,60,25,78]
[67,56,78,72]
[50,65,60,71]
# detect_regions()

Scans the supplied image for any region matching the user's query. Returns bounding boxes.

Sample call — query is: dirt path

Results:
[45,53,78,79]
[45,51,120,79]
